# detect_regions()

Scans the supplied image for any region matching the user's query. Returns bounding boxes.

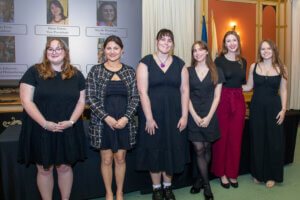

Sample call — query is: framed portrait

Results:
[47,0,69,25]
[0,36,15,63]
[97,38,106,63]
[0,0,14,23]
[97,0,117,27]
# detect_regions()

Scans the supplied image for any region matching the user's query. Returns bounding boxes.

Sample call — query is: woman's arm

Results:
[177,66,189,132]
[276,67,288,125]
[242,63,255,92]
[20,83,61,132]
[136,62,158,135]
[58,90,86,130]
[200,83,222,127]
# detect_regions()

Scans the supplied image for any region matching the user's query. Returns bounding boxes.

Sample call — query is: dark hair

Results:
[97,1,117,24]
[37,38,76,80]
[156,29,174,44]
[219,31,244,68]
[103,35,123,49]
[257,39,287,79]
[191,41,218,85]
[47,0,67,24]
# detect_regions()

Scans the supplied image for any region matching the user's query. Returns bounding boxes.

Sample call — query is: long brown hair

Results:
[191,41,218,85]
[257,39,287,79]
[36,38,77,80]
[219,31,244,68]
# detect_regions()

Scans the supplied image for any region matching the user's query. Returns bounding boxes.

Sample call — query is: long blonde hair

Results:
[36,38,77,80]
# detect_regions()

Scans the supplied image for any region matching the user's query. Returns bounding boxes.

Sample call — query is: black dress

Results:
[18,66,86,169]
[188,67,225,142]
[136,55,190,175]
[249,64,284,182]
[101,80,131,152]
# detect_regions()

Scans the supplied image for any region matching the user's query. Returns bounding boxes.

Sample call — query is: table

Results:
[0,111,299,200]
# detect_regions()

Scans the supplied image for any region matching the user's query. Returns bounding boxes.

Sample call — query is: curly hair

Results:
[36,38,77,80]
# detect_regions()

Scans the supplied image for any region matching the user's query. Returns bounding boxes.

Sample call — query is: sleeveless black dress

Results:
[249,64,284,182]
[136,55,190,175]
[101,80,131,152]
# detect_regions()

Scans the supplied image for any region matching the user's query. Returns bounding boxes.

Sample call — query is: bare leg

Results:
[101,150,114,200]
[114,150,127,200]
[56,164,73,200]
[150,171,162,185]
[36,164,54,200]
[162,172,172,184]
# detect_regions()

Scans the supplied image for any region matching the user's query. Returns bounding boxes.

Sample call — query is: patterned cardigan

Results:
[86,63,139,149]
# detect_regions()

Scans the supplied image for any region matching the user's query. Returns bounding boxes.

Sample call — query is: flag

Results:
[211,14,218,60]
[201,15,207,43]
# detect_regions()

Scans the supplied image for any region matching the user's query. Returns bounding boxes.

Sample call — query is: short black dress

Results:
[18,66,86,169]
[101,80,131,152]
[188,67,225,142]
[249,64,284,182]
[136,55,190,175]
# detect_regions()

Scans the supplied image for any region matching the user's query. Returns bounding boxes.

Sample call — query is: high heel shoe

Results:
[229,179,239,188]
[219,178,230,189]
[190,177,204,194]
[203,184,214,200]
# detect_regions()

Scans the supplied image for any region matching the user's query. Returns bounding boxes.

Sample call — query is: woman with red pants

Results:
[211,31,247,189]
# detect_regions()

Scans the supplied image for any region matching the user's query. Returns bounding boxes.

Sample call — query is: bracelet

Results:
[43,121,48,130]
[69,120,75,126]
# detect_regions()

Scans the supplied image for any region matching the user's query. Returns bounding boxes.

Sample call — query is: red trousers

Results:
[211,87,246,179]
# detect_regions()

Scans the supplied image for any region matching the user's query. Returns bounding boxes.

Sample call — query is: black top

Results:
[214,55,247,88]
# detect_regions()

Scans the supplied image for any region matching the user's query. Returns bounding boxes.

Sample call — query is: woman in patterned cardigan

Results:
[86,35,139,200]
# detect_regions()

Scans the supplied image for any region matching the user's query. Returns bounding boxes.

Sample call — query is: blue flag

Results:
[201,15,208,43]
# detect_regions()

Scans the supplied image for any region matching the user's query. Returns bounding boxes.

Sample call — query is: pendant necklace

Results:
[156,54,169,68]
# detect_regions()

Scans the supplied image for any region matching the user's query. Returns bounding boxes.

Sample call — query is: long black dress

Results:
[188,67,224,142]
[18,66,86,169]
[101,80,131,152]
[249,64,284,182]
[136,55,190,175]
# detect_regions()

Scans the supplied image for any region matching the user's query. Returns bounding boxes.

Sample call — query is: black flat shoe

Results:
[164,186,176,200]
[219,178,230,189]
[229,179,239,188]
[203,184,214,200]
[190,178,204,194]
[190,186,201,194]
[152,187,163,200]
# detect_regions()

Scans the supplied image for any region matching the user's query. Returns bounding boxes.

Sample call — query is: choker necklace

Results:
[156,54,169,68]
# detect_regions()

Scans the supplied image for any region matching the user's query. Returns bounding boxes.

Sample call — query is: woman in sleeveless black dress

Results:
[86,35,139,200]
[18,38,86,200]
[188,41,224,200]
[243,39,288,188]
[136,29,189,200]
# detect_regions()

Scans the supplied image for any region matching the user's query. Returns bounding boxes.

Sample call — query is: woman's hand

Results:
[200,116,211,128]
[145,118,158,135]
[57,121,73,130]
[45,121,63,132]
[276,109,286,125]
[104,116,118,130]
[192,114,203,127]
[177,116,187,132]
[115,117,128,129]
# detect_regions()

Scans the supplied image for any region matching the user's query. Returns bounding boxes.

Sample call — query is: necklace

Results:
[156,54,169,68]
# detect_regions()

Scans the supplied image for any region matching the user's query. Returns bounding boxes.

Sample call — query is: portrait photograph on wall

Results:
[96,0,117,27]
[47,36,69,48]
[97,38,106,63]
[0,36,15,63]
[0,0,14,23]
[47,0,69,25]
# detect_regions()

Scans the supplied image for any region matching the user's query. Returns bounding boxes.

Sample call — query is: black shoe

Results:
[152,187,163,200]
[219,178,230,189]
[229,179,239,188]
[203,184,214,200]
[190,178,204,194]
[164,186,176,200]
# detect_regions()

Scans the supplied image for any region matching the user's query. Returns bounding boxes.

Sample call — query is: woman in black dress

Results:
[136,29,189,200]
[242,39,287,188]
[86,35,139,200]
[188,41,224,200]
[18,38,86,200]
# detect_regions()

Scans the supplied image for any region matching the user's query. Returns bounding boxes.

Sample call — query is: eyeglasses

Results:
[47,47,64,54]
